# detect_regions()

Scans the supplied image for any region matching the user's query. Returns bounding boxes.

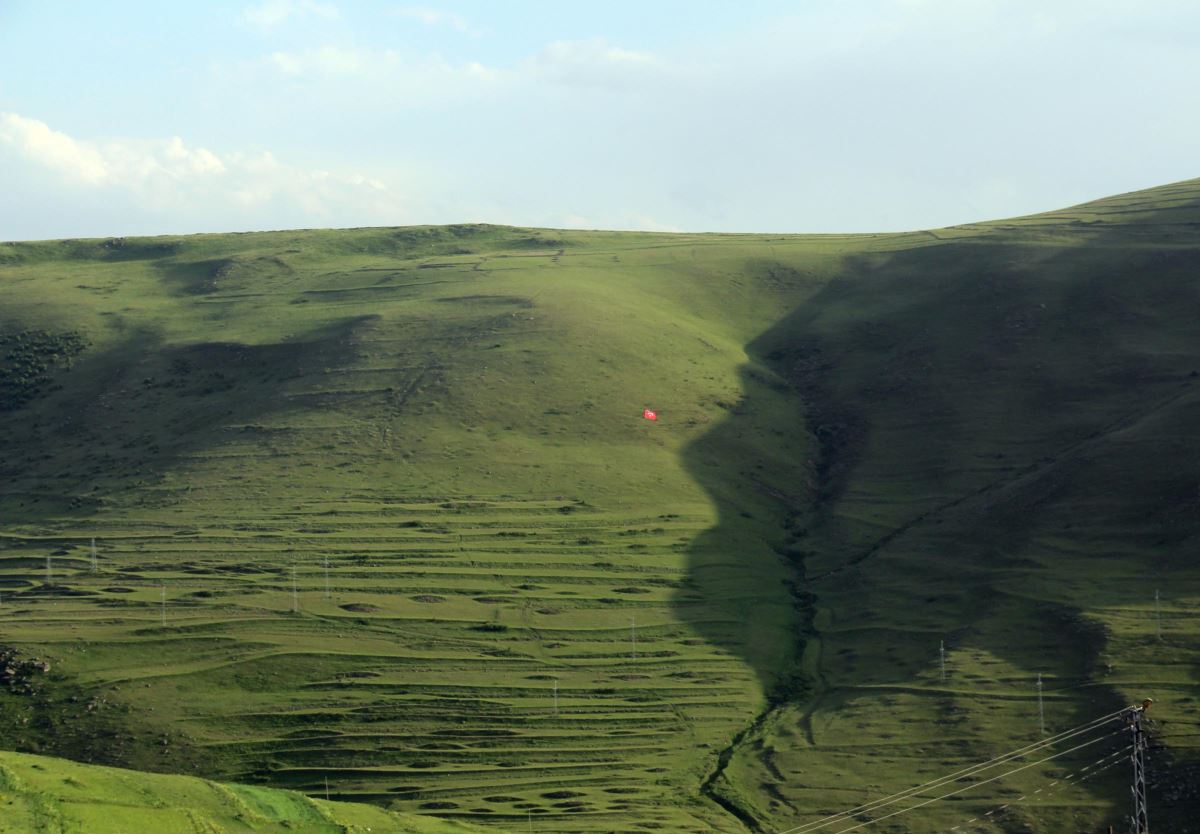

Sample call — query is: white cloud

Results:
[0,113,232,189]
[223,150,385,216]
[257,44,501,97]
[256,36,663,91]
[269,45,383,76]
[0,112,403,230]
[524,38,665,89]
[394,6,478,36]
[163,137,226,176]
[0,112,110,186]
[242,0,339,29]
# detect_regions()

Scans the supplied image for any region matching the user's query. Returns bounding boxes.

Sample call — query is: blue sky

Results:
[1,1,1198,239]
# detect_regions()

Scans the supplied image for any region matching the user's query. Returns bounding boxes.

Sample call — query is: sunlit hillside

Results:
[2,179,1198,833]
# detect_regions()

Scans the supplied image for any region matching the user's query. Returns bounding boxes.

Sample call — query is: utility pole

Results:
[940,640,946,682]
[1037,673,1046,736]
[1155,590,1161,641]
[1126,699,1152,834]
[90,537,98,572]
[46,554,52,586]
[324,775,330,802]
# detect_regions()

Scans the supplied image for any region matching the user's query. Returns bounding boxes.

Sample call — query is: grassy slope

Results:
[718,180,1200,833]
[0,749,492,833]
[0,225,830,833]
[0,180,1198,833]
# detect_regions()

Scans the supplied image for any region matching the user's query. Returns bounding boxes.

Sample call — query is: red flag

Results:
[643,409,658,421]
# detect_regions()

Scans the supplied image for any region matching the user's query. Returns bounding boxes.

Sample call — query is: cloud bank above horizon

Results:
[1,0,1197,240]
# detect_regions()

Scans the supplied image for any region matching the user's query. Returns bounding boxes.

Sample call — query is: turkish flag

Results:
[643,409,658,421]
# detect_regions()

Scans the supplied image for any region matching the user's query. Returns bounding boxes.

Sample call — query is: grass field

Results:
[0,748,494,833]
[1,180,1199,833]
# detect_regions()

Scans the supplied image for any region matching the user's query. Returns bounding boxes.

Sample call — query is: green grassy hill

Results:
[1,180,1198,834]
[0,749,492,833]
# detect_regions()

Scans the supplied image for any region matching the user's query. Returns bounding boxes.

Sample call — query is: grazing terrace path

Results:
[2,495,760,833]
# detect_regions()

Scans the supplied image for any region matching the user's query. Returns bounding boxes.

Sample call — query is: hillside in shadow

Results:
[0,314,373,771]
[0,316,373,528]
[676,185,1200,830]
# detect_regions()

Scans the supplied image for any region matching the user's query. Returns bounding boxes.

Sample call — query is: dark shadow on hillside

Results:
[0,313,379,771]
[674,208,1200,828]
[669,359,813,698]
[0,314,375,545]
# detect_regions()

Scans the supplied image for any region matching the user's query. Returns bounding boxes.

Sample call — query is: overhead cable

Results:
[779,707,1126,834]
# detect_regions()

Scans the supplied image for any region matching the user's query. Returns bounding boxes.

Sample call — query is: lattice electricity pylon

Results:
[1124,699,1153,834]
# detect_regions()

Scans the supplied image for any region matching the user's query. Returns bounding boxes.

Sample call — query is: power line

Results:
[780,709,1126,834]
[948,747,1129,833]
[779,708,1127,834]
[823,730,1122,834]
